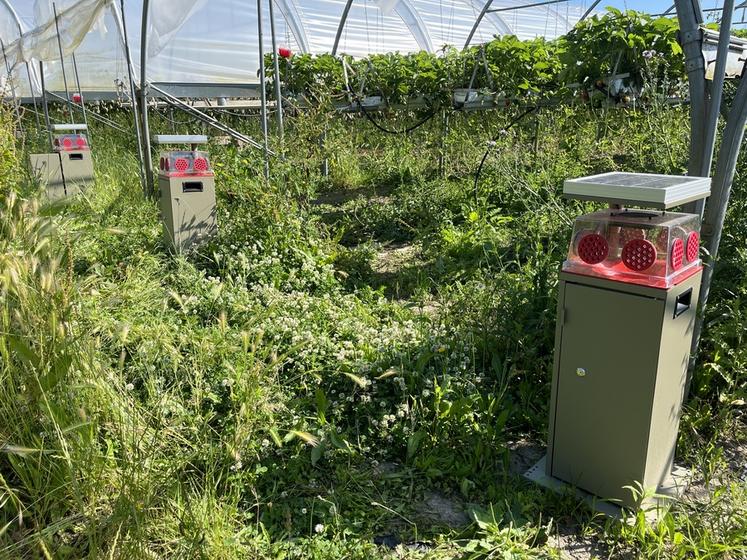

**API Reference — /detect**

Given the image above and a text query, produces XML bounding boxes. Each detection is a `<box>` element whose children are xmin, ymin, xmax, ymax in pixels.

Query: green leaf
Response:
<box><xmin>311</xmin><ymin>440</ymin><xmax>326</xmax><ymax>465</ymax></box>
<box><xmin>407</xmin><ymin>430</ymin><xmax>427</xmax><ymax>460</ymax></box>
<box><xmin>315</xmin><ymin>388</ymin><xmax>328</xmax><ymax>424</ymax></box>
<box><xmin>268</xmin><ymin>427</ymin><xmax>283</xmax><ymax>447</ymax></box>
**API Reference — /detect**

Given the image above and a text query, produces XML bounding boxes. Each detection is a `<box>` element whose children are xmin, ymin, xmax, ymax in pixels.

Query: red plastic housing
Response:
<box><xmin>158</xmin><ymin>151</ymin><xmax>213</xmax><ymax>177</ymax></box>
<box><xmin>563</xmin><ymin>209</ymin><xmax>701</xmax><ymax>289</ymax></box>
<box><xmin>53</xmin><ymin>134</ymin><xmax>89</xmax><ymax>152</ymax></box>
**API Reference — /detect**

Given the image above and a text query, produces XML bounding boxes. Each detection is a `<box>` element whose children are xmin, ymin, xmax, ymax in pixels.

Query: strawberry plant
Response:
<box><xmin>560</xmin><ymin>8</ymin><xmax>683</xmax><ymax>89</ymax></box>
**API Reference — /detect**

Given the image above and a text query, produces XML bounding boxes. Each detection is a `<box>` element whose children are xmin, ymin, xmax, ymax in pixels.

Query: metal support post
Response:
<box><xmin>52</xmin><ymin>3</ymin><xmax>74</xmax><ymax>119</ymax></box>
<box><xmin>325</xmin><ymin>0</ymin><xmax>356</xmax><ymax>178</ymax></box>
<box><xmin>70</xmin><ymin>53</ymin><xmax>90</xmax><ymax>141</ymax></box>
<box><xmin>675</xmin><ymin>0</ymin><xmax>706</xmax><ymax>185</ymax></box>
<box><xmin>118</xmin><ymin>0</ymin><xmax>146</xmax><ymax>196</ymax></box>
<box><xmin>464</xmin><ymin>0</ymin><xmax>496</xmax><ymax>49</ymax></box>
<box><xmin>579</xmin><ymin>0</ymin><xmax>603</xmax><ymax>21</ymax></box>
<box><xmin>25</xmin><ymin>63</ymin><xmax>41</xmax><ymax>130</ymax></box>
<box><xmin>39</xmin><ymin>61</ymin><xmax>53</xmax><ymax>150</ymax></box>
<box><xmin>140</xmin><ymin>0</ymin><xmax>154</xmax><ymax>197</ymax></box>
<box><xmin>687</xmin><ymin>56</ymin><xmax>747</xmax><ymax>391</ymax></box>
<box><xmin>332</xmin><ymin>0</ymin><xmax>355</xmax><ymax>56</ymax></box>
<box><xmin>268</xmin><ymin>0</ymin><xmax>284</xmax><ymax>149</ymax></box>
<box><xmin>439</xmin><ymin>108</ymin><xmax>449</xmax><ymax>178</ymax></box>
<box><xmin>700</xmin><ymin>0</ymin><xmax>734</xmax><ymax>187</ymax></box>
<box><xmin>257</xmin><ymin>0</ymin><xmax>270</xmax><ymax>181</ymax></box>
<box><xmin>674</xmin><ymin>0</ymin><xmax>747</xmax><ymax>391</ymax></box>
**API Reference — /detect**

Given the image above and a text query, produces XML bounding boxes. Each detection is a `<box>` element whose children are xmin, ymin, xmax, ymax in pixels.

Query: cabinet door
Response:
<box><xmin>551</xmin><ymin>282</ymin><xmax>664</xmax><ymax>506</ymax></box>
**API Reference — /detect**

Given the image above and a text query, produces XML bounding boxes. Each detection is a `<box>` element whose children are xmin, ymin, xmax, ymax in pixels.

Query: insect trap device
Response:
<box><xmin>155</xmin><ymin>135</ymin><xmax>217</xmax><ymax>253</ymax></box>
<box><xmin>525</xmin><ymin>172</ymin><xmax>711</xmax><ymax>515</ymax></box>
<box><xmin>30</xmin><ymin>124</ymin><xmax>93</xmax><ymax>200</ymax></box>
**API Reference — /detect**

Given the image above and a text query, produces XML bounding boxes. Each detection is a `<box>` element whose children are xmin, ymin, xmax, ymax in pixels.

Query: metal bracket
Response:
<box><xmin>153</xmin><ymin>134</ymin><xmax>208</xmax><ymax>145</ymax></box>
<box><xmin>679</xmin><ymin>28</ymin><xmax>703</xmax><ymax>45</ymax></box>
<box><xmin>686</xmin><ymin>57</ymin><xmax>706</xmax><ymax>72</ymax></box>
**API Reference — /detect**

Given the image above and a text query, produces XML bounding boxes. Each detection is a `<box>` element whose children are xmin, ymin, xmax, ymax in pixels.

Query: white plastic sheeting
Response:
<box><xmin>1</xmin><ymin>0</ymin><xmax>587</xmax><ymax>96</ymax></box>
<box><xmin>147</xmin><ymin>0</ymin><xmax>207</xmax><ymax>57</ymax></box>
<box><xmin>5</xmin><ymin>0</ymin><xmax>112</xmax><ymax>67</ymax></box>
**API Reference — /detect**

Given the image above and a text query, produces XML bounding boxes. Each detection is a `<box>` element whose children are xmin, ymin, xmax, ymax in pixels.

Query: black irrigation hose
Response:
<box><xmin>351</xmin><ymin>90</ymin><xmax>439</xmax><ymax>135</ymax></box>
<box><xmin>473</xmin><ymin>106</ymin><xmax>538</xmax><ymax>203</ymax></box>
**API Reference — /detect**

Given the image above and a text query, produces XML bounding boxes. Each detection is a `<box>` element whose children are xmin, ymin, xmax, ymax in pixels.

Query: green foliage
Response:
<box><xmin>0</xmin><ymin>107</ymin><xmax>20</xmax><ymax>194</ymax></box>
<box><xmin>267</xmin><ymin>10</ymin><xmax>684</xmax><ymax>107</ymax></box>
<box><xmin>2</xmin><ymin>72</ymin><xmax>747</xmax><ymax>559</ymax></box>
<box><xmin>475</xmin><ymin>36</ymin><xmax>564</xmax><ymax>96</ymax></box>
<box><xmin>560</xmin><ymin>8</ymin><xmax>684</xmax><ymax>88</ymax></box>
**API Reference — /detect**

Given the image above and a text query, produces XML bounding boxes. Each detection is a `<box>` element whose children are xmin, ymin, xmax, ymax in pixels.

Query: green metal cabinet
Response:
<box><xmin>30</xmin><ymin>151</ymin><xmax>94</xmax><ymax>200</ymax></box>
<box><xmin>59</xmin><ymin>150</ymin><xmax>94</xmax><ymax>196</ymax></box>
<box><xmin>30</xmin><ymin>153</ymin><xmax>65</xmax><ymax>200</ymax></box>
<box><xmin>158</xmin><ymin>174</ymin><xmax>217</xmax><ymax>253</ymax></box>
<box><xmin>546</xmin><ymin>270</ymin><xmax>701</xmax><ymax>509</ymax></box>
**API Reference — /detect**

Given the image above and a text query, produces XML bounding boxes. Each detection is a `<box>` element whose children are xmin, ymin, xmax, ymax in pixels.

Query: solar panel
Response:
<box><xmin>563</xmin><ymin>172</ymin><xmax>711</xmax><ymax>209</ymax></box>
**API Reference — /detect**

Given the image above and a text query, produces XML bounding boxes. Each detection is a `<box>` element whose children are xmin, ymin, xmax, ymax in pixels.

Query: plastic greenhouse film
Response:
<box><xmin>373</xmin><ymin>0</ymin><xmax>400</xmax><ymax>16</ymax></box>
<box><xmin>3</xmin><ymin>0</ymin><xmax>111</xmax><ymax>70</ymax></box>
<box><xmin>35</xmin><ymin>0</ymin><xmax>108</xmax><ymax>35</ymax></box>
<box><xmin>147</xmin><ymin>0</ymin><xmax>208</xmax><ymax>58</ymax></box>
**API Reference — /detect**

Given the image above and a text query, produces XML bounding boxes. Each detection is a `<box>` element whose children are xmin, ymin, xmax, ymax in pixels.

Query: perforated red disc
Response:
<box><xmin>193</xmin><ymin>157</ymin><xmax>208</xmax><ymax>172</ymax></box>
<box><xmin>670</xmin><ymin>238</ymin><xmax>684</xmax><ymax>270</ymax></box>
<box><xmin>577</xmin><ymin>233</ymin><xmax>609</xmax><ymax>264</ymax></box>
<box><xmin>619</xmin><ymin>227</ymin><xmax>645</xmax><ymax>245</ymax></box>
<box><xmin>174</xmin><ymin>158</ymin><xmax>189</xmax><ymax>172</ymax></box>
<box><xmin>76</xmin><ymin>136</ymin><xmax>87</xmax><ymax>149</ymax></box>
<box><xmin>686</xmin><ymin>231</ymin><xmax>700</xmax><ymax>262</ymax></box>
<box><xmin>63</xmin><ymin>137</ymin><xmax>73</xmax><ymax>149</ymax></box>
<box><xmin>622</xmin><ymin>239</ymin><xmax>657</xmax><ymax>271</ymax></box>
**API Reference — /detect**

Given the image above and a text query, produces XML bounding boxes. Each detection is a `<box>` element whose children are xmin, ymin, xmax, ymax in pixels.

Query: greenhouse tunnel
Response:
<box><xmin>0</xmin><ymin>0</ymin><xmax>588</xmax><ymax>99</ymax></box>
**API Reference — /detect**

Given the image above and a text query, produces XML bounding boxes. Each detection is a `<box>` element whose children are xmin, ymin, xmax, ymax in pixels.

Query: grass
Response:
<box><xmin>0</xmin><ymin>97</ymin><xmax>745</xmax><ymax>559</ymax></box>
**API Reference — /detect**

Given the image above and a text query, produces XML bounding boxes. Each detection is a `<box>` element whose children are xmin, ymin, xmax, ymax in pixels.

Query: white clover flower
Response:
<box><xmin>261</xmin><ymin>439</ymin><xmax>270</xmax><ymax>448</ymax></box>
<box><xmin>125</xmin><ymin>383</ymin><xmax>134</xmax><ymax>391</ymax></box>
<box><xmin>301</xmin><ymin>507</ymin><xmax>307</xmax><ymax>514</ymax></box>
<box><xmin>314</xmin><ymin>523</ymin><xmax>324</xmax><ymax>533</ymax></box>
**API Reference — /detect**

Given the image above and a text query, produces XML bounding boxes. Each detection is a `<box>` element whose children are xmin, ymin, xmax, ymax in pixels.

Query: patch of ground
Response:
<box><xmin>507</xmin><ymin>438</ymin><xmax>545</xmax><ymax>475</ymax></box>
<box><xmin>311</xmin><ymin>184</ymin><xmax>396</xmax><ymax>207</ymax></box>
<box><xmin>414</xmin><ymin>491</ymin><xmax>471</xmax><ymax>528</ymax></box>
<box><xmin>372</xmin><ymin>242</ymin><xmax>422</xmax><ymax>276</ymax></box>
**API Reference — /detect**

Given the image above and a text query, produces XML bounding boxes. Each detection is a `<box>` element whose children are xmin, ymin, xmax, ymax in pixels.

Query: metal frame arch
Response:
<box><xmin>462</xmin><ymin>0</ymin><xmax>513</xmax><ymax>49</ymax></box>
<box><xmin>333</xmin><ymin>0</ymin><xmax>437</xmax><ymax>56</ymax></box>
<box><xmin>541</xmin><ymin>4</ymin><xmax>574</xmax><ymax>33</ymax></box>
<box><xmin>273</xmin><ymin>0</ymin><xmax>310</xmax><ymax>53</ymax></box>
<box><xmin>0</xmin><ymin>0</ymin><xmax>24</xmax><ymax>37</ymax></box>
<box><xmin>394</xmin><ymin>0</ymin><xmax>434</xmax><ymax>53</ymax></box>
<box><xmin>0</xmin><ymin>0</ymin><xmax>42</xmax><ymax>102</ymax></box>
